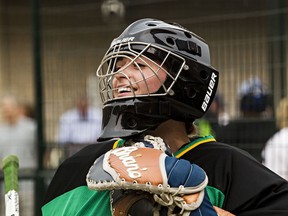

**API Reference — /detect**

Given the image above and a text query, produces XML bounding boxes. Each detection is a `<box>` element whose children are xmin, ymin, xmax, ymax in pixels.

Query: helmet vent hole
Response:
<box><xmin>126</xmin><ymin>118</ymin><xmax>138</xmax><ymax>129</ymax></box>
<box><xmin>200</xmin><ymin>70</ymin><xmax>209</xmax><ymax>80</ymax></box>
<box><xmin>184</xmin><ymin>32</ymin><xmax>192</xmax><ymax>38</ymax></box>
<box><xmin>185</xmin><ymin>87</ymin><xmax>197</xmax><ymax>98</ymax></box>
<box><xmin>166</xmin><ymin>37</ymin><xmax>175</xmax><ymax>45</ymax></box>
<box><xmin>147</xmin><ymin>23</ymin><xmax>157</xmax><ymax>27</ymax></box>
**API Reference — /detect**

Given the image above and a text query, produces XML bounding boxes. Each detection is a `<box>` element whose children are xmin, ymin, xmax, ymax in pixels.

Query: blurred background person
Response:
<box><xmin>57</xmin><ymin>95</ymin><xmax>102</xmax><ymax>158</ymax></box>
<box><xmin>262</xmin><ymin>97</ymin><xmax>288</xmax><ymax>180</ymax></box>
<box><xmin>0</xmin><ymin>95</ymin><xmax>37</xmax><ymax>169</ymax></box>
<box><xmin>238</xmin><ymin>76</ymin><xmax>273</xmax><ymax>118</ymax></box>
<box><xmin>0</xmin><ymin>95</ymin><xmax>37</xmax><ymax>216</ymax></box>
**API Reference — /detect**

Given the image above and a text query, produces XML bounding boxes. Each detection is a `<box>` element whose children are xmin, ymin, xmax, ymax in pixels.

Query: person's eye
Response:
<box><xmin>114</xmin><ymin>58</ymin><xmax>125</xmax><ymax>71</ymax></box>
<box><xmin>135</xmin><ymin>63</ymin><xmax>146</xmax><ymax>68</ymax></box>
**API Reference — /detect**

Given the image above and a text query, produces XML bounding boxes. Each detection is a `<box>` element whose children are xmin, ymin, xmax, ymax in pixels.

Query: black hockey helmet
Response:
<box><xmin>96</xmin><ymin>18</ymin><xmax>219</xmax><ymax>140</ymax></box>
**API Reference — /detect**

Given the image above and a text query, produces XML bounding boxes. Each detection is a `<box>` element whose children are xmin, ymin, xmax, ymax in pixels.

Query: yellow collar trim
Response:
<box><xmin>174</xmin><ymin>135</ymin><xmax>216</xmax><ymax>158</ymax></box>
<box><xmin>112</xmin><ymin>139</ymin><xmax>125</xmax><ymax>149</ymax></box>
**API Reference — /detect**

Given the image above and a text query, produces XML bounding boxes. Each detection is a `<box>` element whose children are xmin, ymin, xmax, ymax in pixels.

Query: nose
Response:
<box><xmin>112</xmin><ymin>59</ymin><xmax>137</xmax><ymax>96</ymax></box>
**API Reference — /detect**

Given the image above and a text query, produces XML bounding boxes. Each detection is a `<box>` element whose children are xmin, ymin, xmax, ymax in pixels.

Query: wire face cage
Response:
<box><xmin>96</xmin><ymin>42</ymin><xmax>186</xmax><ymax>104</ymax></box>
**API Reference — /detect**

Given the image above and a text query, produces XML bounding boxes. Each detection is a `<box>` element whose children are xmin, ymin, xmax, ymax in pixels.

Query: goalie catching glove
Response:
<box><xmin>86</xmin><ymin>140</ymin><xmax>217</xmax><ymax>215</ymax></box>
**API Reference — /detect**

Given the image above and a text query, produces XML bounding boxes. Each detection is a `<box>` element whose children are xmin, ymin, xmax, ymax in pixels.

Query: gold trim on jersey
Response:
<box><xmin>174</xmin><ymin>135</ymin><xmax>216</xmax><ymax>158</ymax></box>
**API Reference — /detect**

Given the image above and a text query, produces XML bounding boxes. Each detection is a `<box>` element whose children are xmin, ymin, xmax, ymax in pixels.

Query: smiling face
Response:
<box><xmin>96</xmin><ymin>42</ymin><xmax>185</xmax><ymax>104</ymax></box>
<box><xmin>111</xmin><ymin>55</ymin><xmax>168</xmax><ymax>99</ymax></box>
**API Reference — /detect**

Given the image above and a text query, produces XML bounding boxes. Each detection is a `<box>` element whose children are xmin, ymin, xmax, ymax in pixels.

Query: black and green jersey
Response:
<box><xmin>42</xmin><ymin>136</ymin><xmax>288</xmax><ymax>215</ymax></box>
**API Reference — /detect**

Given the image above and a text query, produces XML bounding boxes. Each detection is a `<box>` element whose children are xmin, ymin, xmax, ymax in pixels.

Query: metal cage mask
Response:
<box><xmin>96</xmin><ymin>41</ymin><xmax>186</xmax><ymax>104</ymax></box>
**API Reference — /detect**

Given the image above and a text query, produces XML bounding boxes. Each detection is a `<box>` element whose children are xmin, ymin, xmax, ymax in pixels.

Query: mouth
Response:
<box><xmin>118</xmin><ymin>86</ymin><xmax>132</xmax><ymax>93</ymax></box>
<box><xmin>116</xmin><ymin>86</ymin><xmax>137</xmax><ymax>97</ymax></box>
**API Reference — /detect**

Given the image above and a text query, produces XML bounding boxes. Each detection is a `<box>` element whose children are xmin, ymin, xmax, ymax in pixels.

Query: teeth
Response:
<box><xmin>118</xmin><ymin>87</ymin><xmax>132</xmax><ymax>93</ymax></box>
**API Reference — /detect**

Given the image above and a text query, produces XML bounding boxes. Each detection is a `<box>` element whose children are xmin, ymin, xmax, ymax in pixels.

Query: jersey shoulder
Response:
<box><xmin>43</xmin><ymin>139</ymin><xmax>117</xmax><ymax>205</ymax></box>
